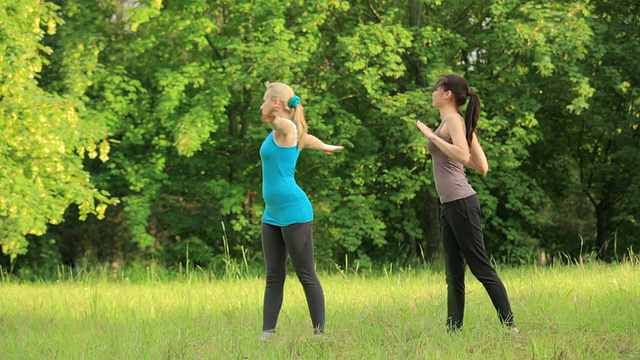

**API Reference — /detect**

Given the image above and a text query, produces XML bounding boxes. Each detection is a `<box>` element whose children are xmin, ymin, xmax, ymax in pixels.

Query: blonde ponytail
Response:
<box><xmin>291</xmin><ymin>104</ymin><xmax>307</xmax><ymax>149</ymax></box>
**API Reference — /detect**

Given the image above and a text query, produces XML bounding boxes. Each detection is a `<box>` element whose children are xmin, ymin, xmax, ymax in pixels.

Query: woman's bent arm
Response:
<box><xmin>466</xmin><ymin>133</ymin><xmax>489</xmax><ymax>174</ymax></box>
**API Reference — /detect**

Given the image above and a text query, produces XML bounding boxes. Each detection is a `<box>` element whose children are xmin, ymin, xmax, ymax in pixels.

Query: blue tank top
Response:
<box><xmin>260</xmin><ymin>128</ymin><xmax>313</xmax><ymax>226</ymax></box>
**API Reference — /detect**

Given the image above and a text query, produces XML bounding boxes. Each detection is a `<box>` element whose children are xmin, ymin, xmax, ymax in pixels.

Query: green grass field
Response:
<box><xmin>1</xmin><ymin>262</ymin><xmax>638</xmax><ymax>359</ymax></box>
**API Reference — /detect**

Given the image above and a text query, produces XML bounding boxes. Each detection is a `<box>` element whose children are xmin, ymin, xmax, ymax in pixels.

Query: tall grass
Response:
<box><xmin>0</xmin><ymin>261</ymin><xmax>638</xmax><ymax>359</ymax></box>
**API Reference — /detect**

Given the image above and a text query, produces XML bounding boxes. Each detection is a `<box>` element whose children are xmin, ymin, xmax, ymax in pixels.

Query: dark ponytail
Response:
<box><xmin>464</xmin><ymin>91</ymin><xmax>480</xmax><ymax>146</ymax></box>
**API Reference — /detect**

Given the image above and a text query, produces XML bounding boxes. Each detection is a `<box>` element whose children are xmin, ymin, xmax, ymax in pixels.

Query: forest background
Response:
<box><xmin>1</xmin><ymin>0</ymin><xmax>639</xmax><ymax>280</ymax></box>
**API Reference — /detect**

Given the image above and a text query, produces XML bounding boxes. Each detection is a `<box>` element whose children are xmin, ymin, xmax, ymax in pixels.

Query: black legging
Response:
<box><xmin>441</xmin><ymin>194</ymin><xmax>515</xmax><ymax>330</ymax></box>
<box><xmin>261</xmin><ymin>221</ymin><xmax>325</xmax><ymax>333</ymax></box>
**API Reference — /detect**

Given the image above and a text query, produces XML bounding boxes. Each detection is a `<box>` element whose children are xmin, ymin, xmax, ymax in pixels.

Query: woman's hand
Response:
<box><xmin>322</xmin><ymin>144</ymin><xmax>344</xmax><ymax>155</ymax></box>
<box><xmin>416</xmin><ymin>120</ymin><xmax>435</xmax><ymax>139</ymax></box>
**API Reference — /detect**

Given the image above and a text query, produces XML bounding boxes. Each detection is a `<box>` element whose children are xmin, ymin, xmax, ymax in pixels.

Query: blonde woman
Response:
<box><xmin>258</xmin><ymin>82</ymin><xmax>343</xmax><ymax>339</ymax></box>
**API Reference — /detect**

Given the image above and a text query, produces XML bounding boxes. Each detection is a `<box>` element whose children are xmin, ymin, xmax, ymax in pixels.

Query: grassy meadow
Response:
<box><xmin>0</xmin><ymin>262</ymin><xmax>638</xmax><ymax>359</ymax></box>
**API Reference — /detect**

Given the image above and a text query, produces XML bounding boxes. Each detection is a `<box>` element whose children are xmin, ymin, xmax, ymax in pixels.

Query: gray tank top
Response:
<box><xmin>426</xmin><ymin>122</ymin><xmax>476</xmax><ymax>203</ymax></box>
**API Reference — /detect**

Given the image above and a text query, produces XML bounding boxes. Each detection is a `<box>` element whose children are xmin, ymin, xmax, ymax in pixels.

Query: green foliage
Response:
<box><xmin>2</xmin><ymin>0</ymin><xmax>638</xmax><ymax>271</ymax></box>
<box><xmin>0</xmin><ymin>0</ymin><xmax>116</xmax><ymax>258</ymax></box>
<box><xmin>526</xmin><ymin>0</ymin><xmax>640</xmax><ymax>260</ymax></box>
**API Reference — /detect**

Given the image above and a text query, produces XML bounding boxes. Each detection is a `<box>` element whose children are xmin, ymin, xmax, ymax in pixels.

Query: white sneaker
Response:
<box><xmin>259</xmin><ymin>330</ymin><xmax>275</xmax><ymax>341</ymax></box>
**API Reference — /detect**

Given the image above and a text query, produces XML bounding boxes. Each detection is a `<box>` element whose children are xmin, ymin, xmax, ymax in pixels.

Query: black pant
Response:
<box><xmin>441</xmin><ymin>194</ymin><xmax>515</xmax><ymax>330</ymax></box>
<box><xmin>261</xmin><ymin>221</ymin><xmax>325</xmax><ymax>333</ymax></box>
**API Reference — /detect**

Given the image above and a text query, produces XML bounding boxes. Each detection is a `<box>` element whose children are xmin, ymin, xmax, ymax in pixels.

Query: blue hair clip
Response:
<box><xmin>288</xmin><ymin>95</ymin><xmax>301</xmax><ymax>108</ymax></box>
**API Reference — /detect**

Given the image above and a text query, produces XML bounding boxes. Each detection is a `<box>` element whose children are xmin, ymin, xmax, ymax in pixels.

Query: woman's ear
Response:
<box><xmin>272</xmin><ymin>98</ymin><xmax>281</xmax><ymax>110</ymax></box>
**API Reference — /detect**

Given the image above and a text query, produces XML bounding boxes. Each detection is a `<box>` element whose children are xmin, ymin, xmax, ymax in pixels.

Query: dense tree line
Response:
<box><xmin>1</xmin><ymin>0</ymin><xmax>638</xmax><ymax>277</ymax></box>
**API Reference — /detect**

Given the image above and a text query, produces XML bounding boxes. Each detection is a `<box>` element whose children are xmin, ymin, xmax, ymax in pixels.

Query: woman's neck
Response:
<box><xmin>268</xmin><ymin>115</ymin><xmax>293</xmax><ymax>130</ymax></box>
<box><xmin>438</xmin><ymin>106</ymin><xmax>458</xmax><ymax>122</ymax></box>
<box><xmin>276</xmin><ymin>108</ymin><xmax>290</xmax><ymax>117</ymax></box>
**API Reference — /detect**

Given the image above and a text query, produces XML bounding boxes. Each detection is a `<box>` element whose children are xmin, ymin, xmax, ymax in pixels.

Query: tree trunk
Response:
<box><xmin>594</xmin><ymin>194</ymin><xmax>612</xmax><ymax>260</ymax></box>
<box><xmin>407</xmin><ymin>0</ymin><xmax>440</xmax><ymax>259</ymax></box>
<box><xmin>408</xmin><ymin>0</ymin><xmax>423</xmax><ymax>29</ymax></box>
<box><xmin>403</xmin><ymin>201</ymin><xmax>417</xmax><ymax>258</ymax></box>
<box><xmin>423</xmin><ymin>192</ymin><xmax>442</xmax><ymax>260</ymax></box>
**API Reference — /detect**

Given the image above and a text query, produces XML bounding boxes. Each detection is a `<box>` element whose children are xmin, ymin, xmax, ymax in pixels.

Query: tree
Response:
<box><xmin>8</xmin><ymin>0</ymin><xmax>633</xmax><ymax>273</ymax></box>
<box><xmin>529</xmin><ymin>0</ymin><xmax>640</xmax><ymax>260</ymax></box>
<box><xmin>0</xmin><ymin>0</ymin><xmax>114</xmax><ymax>261</ymax></box>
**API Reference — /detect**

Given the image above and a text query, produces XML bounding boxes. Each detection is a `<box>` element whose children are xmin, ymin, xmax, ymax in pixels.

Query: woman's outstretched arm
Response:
<box><xmin>302</xmin><ymin>134</ymin><xmax>344</xmax><ymax>154</ymax></box>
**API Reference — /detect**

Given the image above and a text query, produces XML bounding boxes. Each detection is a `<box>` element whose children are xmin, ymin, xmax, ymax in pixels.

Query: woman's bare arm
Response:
<box><xmin>417</xmin><ymin>117</ymin><xmax>471</xmax><ymax>164</ymax></box>
<box><xmin>466</xmin><ymin>132</ymin><xmax>489</xmax><ymax>174</ymax></box>
<box><xmin>302</xmin><ymin>134</ymin><xmax>344</xmax><ymax>154</ymax></box>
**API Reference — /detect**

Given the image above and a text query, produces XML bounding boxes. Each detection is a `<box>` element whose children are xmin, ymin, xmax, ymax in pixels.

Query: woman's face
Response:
<box><xmin>431</xmin><ymin>86</ymin><xmax>449</xmax><ymax>109</ymax></box>
<box><xmin>260</xmin><ymin>92</ymin><xmax>278</xmax><ymax>122</ymax></box>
